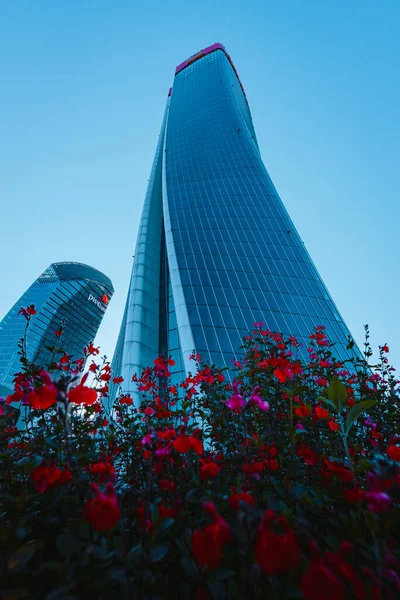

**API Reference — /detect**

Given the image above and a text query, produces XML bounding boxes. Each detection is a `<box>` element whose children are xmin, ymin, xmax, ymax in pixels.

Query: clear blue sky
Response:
<box><xmin>0</xmin><ymin>0</ymin><xmax>399</xmax><ymax>372</ymax></box>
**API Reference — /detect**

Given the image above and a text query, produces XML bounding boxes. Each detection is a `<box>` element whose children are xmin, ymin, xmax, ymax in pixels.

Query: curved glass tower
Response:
<box><xmin>110</xmin><ymin>43</ymin><xmax>356</xmax><ymax>405</ymax></box>
<box><xmin>0</xmin><ymin>261</ymin><xmax>114</xmax><ymax>397</ymax></box>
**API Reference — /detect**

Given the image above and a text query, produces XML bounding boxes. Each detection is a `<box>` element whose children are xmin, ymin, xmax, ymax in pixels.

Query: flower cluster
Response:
<box><xmin>1</xmin><ymin>313</ymin><xmax>399</xmax><ymax>599</ymax></box>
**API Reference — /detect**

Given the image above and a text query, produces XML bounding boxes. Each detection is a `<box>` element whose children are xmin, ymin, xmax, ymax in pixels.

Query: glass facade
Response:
<box><xmin>110</xmin><ymin>43</ymin><xmax>358</xmax><ymax>407</ymax></box>
<box><xmin>0</xmin><ymin>262</ymin><xmax>114</xmax><ymax>398</ymax></box>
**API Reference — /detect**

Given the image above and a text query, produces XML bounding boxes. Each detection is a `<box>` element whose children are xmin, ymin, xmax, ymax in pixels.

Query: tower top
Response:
<box><xmin>174</xmin><ymin>43</ymin><xmax>247</xmax><ymax>102</ymax></box>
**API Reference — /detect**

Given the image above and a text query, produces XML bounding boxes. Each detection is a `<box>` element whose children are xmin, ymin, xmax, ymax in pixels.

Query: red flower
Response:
<box><xmin>86</xmin><ymin>343</ymin><xmax>100</xmax><ymax>356</ymax></box>
<box><xmin>31</xmin><ymin>463</ymin><xmax>62</xmax><ymax>493</ymax></box>
<box><xmin>158</xmin><ymin>502</ymin><xmax>179</xmax><ymax>519</ymax></box>
<box><xmin>54</xmin><ymin>328</ymin><xmax>63</xmax><ymax>338</ymax></box>
<box><xmin>343</xmin><ymin>487</ymin><xmax>365</xmax><ymax>504</ymax></box>
<box><xmin>174</xmin><ymin>434</ymin><xmax>203</xmax><ymax>455</ymax></box>
<box><xmin>192</xmin><ymin>525</ymin><xmax>223</xmax><ymax>570</ymax></box>
<box><xmin>295</xmin><ymin>405</ymin><xmax>310</xmax><ymax>418</ymax></box>
<box><xmin>268</xmin><ymin>459</ymin><xmax>279</xmax><ymax>471</ymax></box>
<box><xmin>192</xmin><ymin>503</ymin><xmax>231</xmax><ymax>571</ymax></box>
<box><xmin>113</xmin><ymin>376</ymin><xmax>124</xmax><ymax>384</ymax></box>
<box><xmin>74</xmin><ymin>358</ymin><xmax>85</xmax><ymax>369</ymax></box>
<box><xmin>173</xmin><ymin>435</ymin><xmax>191</xmax><ymax>453</ymax></box>
<box><xmin>144</xmin><ymin>406</ymin><xmax>155</xmax><ymax>416</ymax></box>
<box><xmin>83</xmin><ymin>483</ymin><xmax>120</xmax><ymax>531</ymax></box>
<box><xmin>328</xmin><ymin>420</ymin><xmax>340</xmax><ymax>431</ymax></box>
<box><xmin>382</xmin><ymin>344</ymin><xmax>389</xmax><ymax>353</ymax></box>
<box><xmin>190</xmin><ymin>436</ymin><xmax>204</xmax><ymax>455</ymax></box>
<box><xmin>273</xmin><ymin>367</ymin><xmax>290</xmax><ymax>383</ymax></box>
<box><xmin>119</xmin><ymin>395</ymin><xmax>133</xmax><ymax>405</ymax></box>
<box><xmin>324</xmin><ymin>460</ymin><xmax>353</xmax><ymax>482</ymax></box>
<box><xmin>19</xmin><ymin>305</ymin><xmax>37</xmax><ymax>319</ymax></box>
<box><xmin>297</xmin><ymin>444</ymin><xmax>318</xmax><ymax>466</ymax></box>
<box><xmin>315</xmin><ymin>406</ymin><xmax>329</xmax><ymax>420</ymax></box>
<box><xmin>199</xmin><ymin>458</ymin><xmax>220</xmax><ymax>480</ymax></box>
<box><xmin>387</xmin><ymin>445</ymin><xmax>400</xmax><ymax>461</ymax></box>
<box><xmin>255</xmin><ymin>510</ymin><xmax>300</xmax><ymax>576</ymax></box>
<box><xmin>58</xmin><ymin>465</ymin><xmax>73</xmax><ymax>485</ymax></box>
<box><xmin>228</xmin><ymin>489</ymin><xmax>254</xmax><ymax>511</ymax></box>
<box><xmin>302</xmin><ymin>558</ymin><xmax>346</xmax><ymax>600</ymax></box>
<box><xmin>28</xmin><ymin>383</ymin><xmax>57</xmax><ymax>410</ymax></box>
<box><xmin>31</xmin><ymin>461</ymin><xmax>71</xmax><ymax>493</ymax></box>
<box><xmin>59</xmin><ymin>352</ymin><xmax>70</xmax><ymax>365</ymax></box>
<box><xmin>302</xmin><ymin>543</ymin><xmax>366</xmax><ymax>600</ymax></box>
<box><xmin>89</xmin><ymin>461</ymin><xmax>115</xmax><ymax>482</ymax></box>
<box><xmin>158</xmin><ymin>478</ymin><xmax>170</xmax><ymax>491</ymax></box>
<box><xmin>68</xmin><ymin>384</ymin><xmax>97</xmax><ymax>406</ymax></box>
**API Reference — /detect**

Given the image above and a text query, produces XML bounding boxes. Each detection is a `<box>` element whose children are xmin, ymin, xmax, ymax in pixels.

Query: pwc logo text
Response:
<box><xmin>87</xmin><ymin>294</ymin><xmax>107</xmax><ymax>309</ymax></box>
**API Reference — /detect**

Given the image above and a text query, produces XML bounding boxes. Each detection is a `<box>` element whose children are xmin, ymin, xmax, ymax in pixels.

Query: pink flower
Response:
<box><xmin>226</xmin><ymin>382</ymin><xmax>245</xmax><ymax>411</ymax></box>
<box><xmin>366</xmin><ymin>473</ymin><xmax>392</xmax><ymax>513</ymax></box>
<box><xmin>366</xmin><ymin>491</ymin><xmax>391</xmax><ymax>513</ymax></box>
<box><xmin>249</xmin><ymin>386</ymin><xmax>269</xmax><ymax>412</ymax></box>
<box><xmin>141</xmin><ymin>432</ymin><xmax>153</xmax><ymax>446</ymax></box>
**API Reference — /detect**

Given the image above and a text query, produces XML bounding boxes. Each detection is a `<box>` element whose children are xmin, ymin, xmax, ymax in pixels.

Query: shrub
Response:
<box><xmin>0</xmin><ymin>312</ymin><xmax>399</xmax><ymax>599</ymax></box>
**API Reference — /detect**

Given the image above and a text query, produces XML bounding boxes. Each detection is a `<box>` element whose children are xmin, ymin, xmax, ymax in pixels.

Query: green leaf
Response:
<box><xmin>355</xmin><ymin>459</ymin><xmax>375</xmax><ymax>475</ymax></box>
<box><xmin>291</xmin><ymin>484</ymin><xmax>308</xmax><ymax>500</ymax></box>
<box><xmin>16</xmin><ymin>526</ymin><xmax>31</xmax><ymax>540</ymax></box>
<box><xmin>284</xmin><ymin>384</ymin><xmax>307</xmax><ymax>398</ymax></box>
<box><xmin>45</xmin><ymin>582</ymin><xmax>76</xmax><ymax>600</ymax></box>
<box><xmin>149</xmin><ymin>544</ymin><xmax>168</xmax><ymax>563</ymax></box>
<box><xmin>8</xmin><ymin>542</ymin><xmax>35</xmax><ymax>572</ymax></box>
<box><xmin>180</xmin><ymin>556</ymin><xmax>199</xmax><ymax>579</ymax></box>
<box><xmin>209</xmin><ymin>581</ymin><xmax>226</xmax><ymax>600</ymax></box>
<box><xmin>159</xmin><ymin>517</ymin><xmax>175</xmax><ymax>531</ymax></box>
<box><xmin>127</xmin><ymin>543</ymin><xmax>143</xmax><ymax>566</ymax></box>
<box><xmin>328</xmin><ymin>376</ymin><xmax>348</xmax><ymax>412</ymax></box>
<box><xmin>44</xmin><ymin>435</ymin><xmax>60</xmax><ymax>449</ymax></box>
<box><xmin>345</xmin><ymin>400</ymin><xmax>377</xmax><ymax>434</ymax></box>
<box><xmin>210</xmin><ymin>569</ymin><xmax>236</xmax><ymax>581</ymax></box>
<box><xmin>318</xmin><ymin>395</ymin><xmax>337</xmax><ymax>412</ymax></box>
<box><xmin>56</xmin><ymin>533</ymin><xmax>81</xmax><ymax>558</ymax></box>
<box><xmin>269</xmin><ymin>476</ymin><xmax>285</xmax><ymax>499</ymax></box>
<box><xmin>15</xmin><ymin>456</ymin><xmax>30</xmax><ymax>467</ymax></box>
<box><xmin>185</xmin><ymin>488</ymin><xmax>206</xmax><ymax>503</ymax></box>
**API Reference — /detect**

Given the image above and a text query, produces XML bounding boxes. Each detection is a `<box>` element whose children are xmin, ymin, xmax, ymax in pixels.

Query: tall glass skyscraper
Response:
<box><xmin>110</xmin><ymin>43</ymin><xmax>356</xmax><ymax>405</ymax></box>
<box><xmin>0</xmin><ymin>262</ymin><xmax>113</xmax><ymax>398</ymax></box>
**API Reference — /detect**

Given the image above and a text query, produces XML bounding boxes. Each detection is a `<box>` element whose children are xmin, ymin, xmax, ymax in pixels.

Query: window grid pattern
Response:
<box><xmin>165</xmin><ymin>49</ymin><xmax>355</xmax><ymax>367</ymax></box>
<box><xmin>0</xmin><ymin>263</ymin><xmax>113</xmax><ymax>395</ymax></box>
